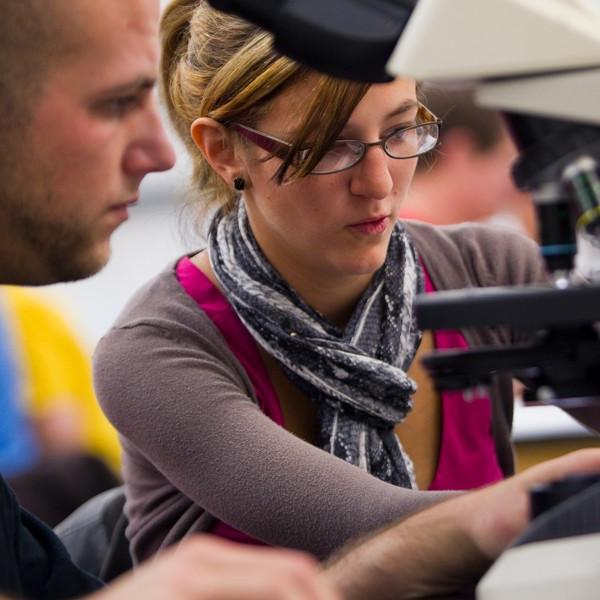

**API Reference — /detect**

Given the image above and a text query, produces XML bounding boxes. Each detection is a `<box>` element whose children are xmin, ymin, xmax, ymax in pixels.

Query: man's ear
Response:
<box><xmin>190</xmin><ymin>117</ymin><xmax>243</xmax><ymax>184</ymax></box>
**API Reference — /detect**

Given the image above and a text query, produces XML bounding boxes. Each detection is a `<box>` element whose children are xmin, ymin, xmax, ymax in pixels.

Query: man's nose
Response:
<box><xmin>124</xmin><ymin>104</ymin><xmax>176</xmax><ymax>177</ymax></box>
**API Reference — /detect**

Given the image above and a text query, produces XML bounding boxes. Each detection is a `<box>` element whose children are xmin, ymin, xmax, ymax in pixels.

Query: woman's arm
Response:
<box><xmin>94</xmin><ymin>317</ymin><xmax>450</xmax><ymax>559</ymax></box>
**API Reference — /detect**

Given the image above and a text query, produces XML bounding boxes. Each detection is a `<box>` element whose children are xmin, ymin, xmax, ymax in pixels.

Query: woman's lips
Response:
<box><xmin>347</xmin><ymin>216</ymin><xmax>389</xmax><ymax>235</ymax></box>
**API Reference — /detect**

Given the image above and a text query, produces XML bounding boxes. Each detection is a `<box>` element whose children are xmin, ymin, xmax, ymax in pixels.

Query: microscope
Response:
<box><xmin>209</xmin><ymin>1</ymin><xmax>600</xmax><ymax>597</ymax></box>
<box><xmin>392</xmin><ymin>0</ymin><xmax>600</xmax><ymax>433</ymax></box>
<box><xmin>394</xmin><ymin>6</ymin><xmax>600</xmax><ymax>597</ymax></box>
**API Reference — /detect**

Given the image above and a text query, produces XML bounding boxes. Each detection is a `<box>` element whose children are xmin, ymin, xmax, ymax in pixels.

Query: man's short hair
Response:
<box><xmin>0</xmin><ymin>1</ymin><xmax>76</xmax><ymax>129</ymax></box>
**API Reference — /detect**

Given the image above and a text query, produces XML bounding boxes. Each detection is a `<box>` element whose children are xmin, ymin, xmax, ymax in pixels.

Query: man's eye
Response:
<box><xmin>102</xmin><ymin>95</ymin><xmax>141</xmax><ymax>116</ymax></box>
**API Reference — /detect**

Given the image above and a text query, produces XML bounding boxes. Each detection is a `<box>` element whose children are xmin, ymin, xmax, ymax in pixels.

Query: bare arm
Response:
<box><xmin>324</xmin><ymin>449</ymin><xmax>600</xmax><ymax>599</ymax></box>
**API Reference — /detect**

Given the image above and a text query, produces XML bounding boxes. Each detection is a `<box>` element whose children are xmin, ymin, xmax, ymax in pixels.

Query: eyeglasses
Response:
<box><xmin>229</xmin><ymin>105</ymin><xmax>441</xmax><ymax>175</ymax></box>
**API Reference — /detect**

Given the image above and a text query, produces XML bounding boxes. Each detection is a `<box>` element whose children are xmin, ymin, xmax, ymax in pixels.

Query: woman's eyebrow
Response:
<box><xmin>342</xmin><ymin>99</ymin><xmax>420</xmax><ymax>135</ymax></box>
<box><xmin>385</xmin><ymin>99</ymin><xmax>419</xmax><ymax>119</ymax></box>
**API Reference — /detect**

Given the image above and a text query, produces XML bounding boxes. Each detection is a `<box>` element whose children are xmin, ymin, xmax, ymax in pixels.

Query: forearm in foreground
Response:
<box><xmin>324</xmin><ymin>449</ymin><xmax>600</xmax><ymax>599</ymax></box>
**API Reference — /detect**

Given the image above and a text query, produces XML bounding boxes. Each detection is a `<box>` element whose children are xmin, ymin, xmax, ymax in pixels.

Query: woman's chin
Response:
<box><xmin>334</xmin><ymin>251</ymin><xmax>388</xmax><ymax>278</ymax></box>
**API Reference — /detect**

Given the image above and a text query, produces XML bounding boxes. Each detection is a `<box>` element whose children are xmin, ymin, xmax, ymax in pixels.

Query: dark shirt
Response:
<box><xmin>0</xmin><ymin>475</ymin><xmax>102</xmax><ymax>599</ymax></box>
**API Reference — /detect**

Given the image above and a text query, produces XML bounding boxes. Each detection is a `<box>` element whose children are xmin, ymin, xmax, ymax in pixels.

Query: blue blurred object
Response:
<box><xmin>0</xmin><ymin>310</ymin><xmax>39</xmax><ymax>477</ymax></box>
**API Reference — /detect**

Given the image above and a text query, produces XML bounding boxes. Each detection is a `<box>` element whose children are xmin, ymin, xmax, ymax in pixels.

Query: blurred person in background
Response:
<box><xmin>400</xmin><ymin>85</ymin><xmax>538</xmax><ymax>239</ymax></box>
<box><xmin>400</xmin><ymin>86</ymin><xmax>541</xmax><ymax>426</ymax></box>
<box><xmin>0</xmin><ymin>286</ymin><xmax>120</xmax><ymax>526</ymax></box>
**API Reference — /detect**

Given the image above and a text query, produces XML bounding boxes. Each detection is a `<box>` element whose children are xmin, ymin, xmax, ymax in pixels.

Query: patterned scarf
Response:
<box><xmin>208</xmin><ymin>202</ymin><xmax>423</xmax><ymax>488</ymax></box>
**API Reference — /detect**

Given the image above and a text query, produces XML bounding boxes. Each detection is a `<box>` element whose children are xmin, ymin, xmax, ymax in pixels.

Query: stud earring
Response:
<box><xmin>233</xmin><ymin>177</ymin><xmax>246</xmax><ymax>191</ymax></box>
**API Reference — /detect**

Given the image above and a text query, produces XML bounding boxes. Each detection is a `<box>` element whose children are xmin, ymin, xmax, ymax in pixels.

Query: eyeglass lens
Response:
<box><xmin>311</xmin><ymin>122</ymin><xmax>440</xmax><ymax>174</ymax></box>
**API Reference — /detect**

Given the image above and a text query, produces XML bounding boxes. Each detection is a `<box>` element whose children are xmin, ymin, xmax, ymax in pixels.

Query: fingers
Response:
<box><xmin>172</xmin><ymin>536</ymin><xmax>339</xmax><ymax>600</ymax></box>
<box><xmin>463</xmin><ymin>448</ymin><xmax>600</xmax><ymax>560</ymax></box>
<box><xmin>183</xmin><ymin>562</ymin><xmax>335</xmax><ymax>600</ymax></box>
<box><xmin>516</xmin><ymin>448</ymin><xmax>600</xmax><ymax>488</ymax></box>
<box><xmin>95</xmin><ymin>535</ymin><xmax>339</xmax><ymax>600</ymax></box>
<box><xmin>174</xmin><ymin>535</ymin><xmax>316</xmax><ymax>569</ymax></box>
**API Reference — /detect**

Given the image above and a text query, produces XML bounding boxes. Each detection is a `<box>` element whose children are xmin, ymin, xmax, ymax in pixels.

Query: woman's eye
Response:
<box><xmin>292</xmin><ymin>148</ymin><xmax>311</xmax><ymax>165</ymax></box>
<box><xmin>341</xmin><ymin>141</ymin><xmax>363</xmax><ymax>156</ymax></box>
<box><xmin>389</xmin><ymin>124</ymin><xmax>415</xmax><ymax>138</ymax></box>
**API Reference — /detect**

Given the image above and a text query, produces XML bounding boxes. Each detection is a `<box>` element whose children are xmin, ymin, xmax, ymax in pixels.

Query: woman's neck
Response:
<box><xmin>270</xmin><ymin>257</ymin><xmax>373</xmax><ymax>328</ymax></box>
<box><xmin>193</xmin><ymin>250</ymin><xmax>371</xmax><ymax>329</ymax></box>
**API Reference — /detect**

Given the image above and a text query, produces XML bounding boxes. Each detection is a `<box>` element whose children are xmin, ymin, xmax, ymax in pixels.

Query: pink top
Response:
<box><xmin>422</xmin><ymin>268</ymin><xmax>503</xmax><ymax>491</ymax></box>
<box><xmin>176</xmin><ymin>257</ymin><xmax>502</xmax><ymax>545</ymax></box>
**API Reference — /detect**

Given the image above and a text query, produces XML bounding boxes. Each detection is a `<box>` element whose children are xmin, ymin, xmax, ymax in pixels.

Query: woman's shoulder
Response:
<box><xmin>94</xmin><ymin>257</ymin><xmax>235</xmax><ymax>369</ymax></box>
<box><xmin>403</xmin><ymin>219</ymin><xmax>546</xmax><ymax>290</ymax></box>
<box><xmin>110</xmin><ymin>258</ymin><xmax>200</xmax><ymax>327</ymax></box>
<box><xmin>93</xmin><ymin>258</ymin><xmax>256</xmax><ymax>423</ymax></box>
<box><xmin>106</xmin><ymin>257</ymin><xmax>224</xmax><ymax>337</ymax></box>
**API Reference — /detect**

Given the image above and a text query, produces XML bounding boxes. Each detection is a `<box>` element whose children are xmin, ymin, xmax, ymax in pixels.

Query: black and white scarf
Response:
<box><xmin>208</xmin><ymin>202</ymin><xmax>424</xmax><ymax>488</ymax></box>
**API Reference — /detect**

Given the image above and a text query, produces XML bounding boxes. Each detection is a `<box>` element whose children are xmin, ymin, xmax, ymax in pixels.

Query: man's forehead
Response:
<box><xmin>46</xmin><ymin>0</ymin><xmax>161</xmax><ymax>85</ymax></box>
<box><xmin>56</xmin><ymin>0</ymin><xmax>160</xmax><ymax>48</ymax></box>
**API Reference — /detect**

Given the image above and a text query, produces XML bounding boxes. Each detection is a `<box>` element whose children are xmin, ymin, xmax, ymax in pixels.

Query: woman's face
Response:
<box><xmin>240</xmin><ymin>77</ymin><xmax>420</xmax><ymax>292</ymax></box>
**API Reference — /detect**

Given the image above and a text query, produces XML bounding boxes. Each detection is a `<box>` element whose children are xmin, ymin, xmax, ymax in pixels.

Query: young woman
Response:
<box><xmin>94</xmin><ymin>0</ymin><xmax>546</xmax><ymax>563</ymax></box>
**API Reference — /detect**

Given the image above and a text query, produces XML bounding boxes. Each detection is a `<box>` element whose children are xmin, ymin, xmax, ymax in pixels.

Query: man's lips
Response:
<box><xmin>109</xmin><ymin>196</ymin><xmax>138</xmax><ymax>211</ymax></box>
<box><xmin>106</xmin><ymin>197</ymin><xmax>138</xmax><ymax>226</ymax></box>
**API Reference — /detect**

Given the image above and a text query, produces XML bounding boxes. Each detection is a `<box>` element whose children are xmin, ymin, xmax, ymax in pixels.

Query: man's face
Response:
<box><xmin>0</xmin><ymin>0</ymin><xmax>175</xmax><ymax>284</ymax></box>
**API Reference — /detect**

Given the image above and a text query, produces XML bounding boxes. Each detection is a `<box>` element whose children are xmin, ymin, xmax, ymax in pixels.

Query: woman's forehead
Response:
<box><xmin>350</xmin><ymin>79</ymin><xmax>418</xmax><ymax>119</ymax></box>
<box><xmin>259</xmin><ymin>76</ymin><xmax>417</xmax><ymax>136</ymax></box>
<box><xmin>256</xmin><ymin>75</ymin><xmax>320</xmax><ymax>133</ymax></box>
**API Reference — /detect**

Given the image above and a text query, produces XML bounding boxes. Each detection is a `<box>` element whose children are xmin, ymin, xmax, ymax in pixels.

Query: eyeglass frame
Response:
<box><xmin>227</xmin><ymin>104</ymin><xmax>442</xmax><ymax>175</ymax></box>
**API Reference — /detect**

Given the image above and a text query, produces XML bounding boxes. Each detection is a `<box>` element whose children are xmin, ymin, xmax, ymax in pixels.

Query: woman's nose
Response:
<box><xmin>349</xmin><ymin>145</ymin><xmax>394</xmax><ymax>200</ymax></box>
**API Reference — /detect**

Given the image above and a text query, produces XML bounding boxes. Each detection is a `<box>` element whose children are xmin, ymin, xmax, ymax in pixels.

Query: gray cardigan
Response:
<box><xmin>94</xmin><ymin>221</ymin><xmax>546</xmax><ymax>562</ymax></box>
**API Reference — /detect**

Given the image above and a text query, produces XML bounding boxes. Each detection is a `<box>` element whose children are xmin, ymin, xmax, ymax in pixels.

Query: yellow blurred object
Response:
<box><xmin>2</xmin><ymin>286</ymin><xmax>121</xmax><ymax>472</ymax></box>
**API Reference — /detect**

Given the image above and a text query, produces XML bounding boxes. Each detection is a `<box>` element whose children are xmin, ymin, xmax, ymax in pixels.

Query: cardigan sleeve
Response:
<box><xmin>94</xmin><ymin>308</ymin><xmax>451</xmax><ymax>560</ymax></box>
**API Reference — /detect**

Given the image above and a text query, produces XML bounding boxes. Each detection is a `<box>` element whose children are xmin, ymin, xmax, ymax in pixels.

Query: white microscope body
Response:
<box><xmin>387</xmin><ymin>0</ymin><xmax>600</xmax><ymax>126</ymax></box>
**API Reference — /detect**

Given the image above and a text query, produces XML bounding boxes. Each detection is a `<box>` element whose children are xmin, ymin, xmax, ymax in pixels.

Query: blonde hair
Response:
<box><xmin>160</xmin><ymin>0</ymin><xmax>369</xmax><ymax>217</ymax></box>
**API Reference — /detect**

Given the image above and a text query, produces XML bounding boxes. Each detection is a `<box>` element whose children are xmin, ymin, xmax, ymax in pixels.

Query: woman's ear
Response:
<box><xmin>190</xmin><ymin>117</ymin><xmax>243</xmax><ymax>184</ymax></box>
